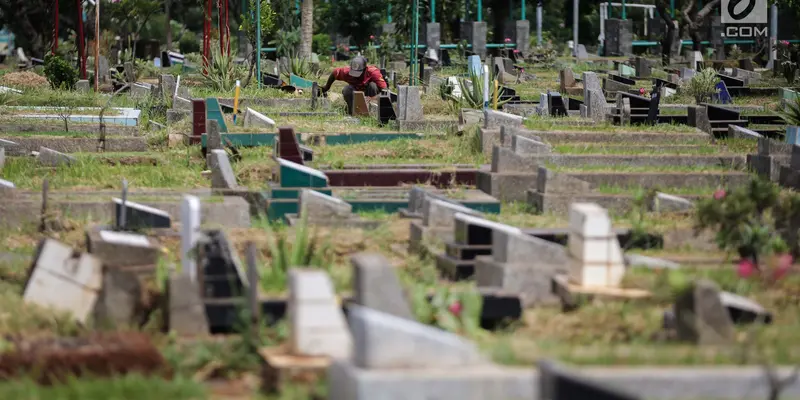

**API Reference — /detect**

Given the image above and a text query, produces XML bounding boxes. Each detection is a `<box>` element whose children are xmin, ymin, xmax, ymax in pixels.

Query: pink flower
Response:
<box><xmin>738</xmin><ymin>258</ymin><xmax>756</xmax><ymax>278</ymax></box>
<box><xmin>369</xmin><ymin>35</ymin><xmax>375</xmax><ymax>40</ymax></box>
<box><xmin>713</xmin><ymin>189</ymin><xmax>726</xmax><ymax>200</ymax></box>
<box><xmin>773</xmin><ymin>253</ymin><xmax>793</xmax><ymax>280</ymax></box>
<box><xmin>504</xmin><ymin>38</ymin><xmax>511</xmax><ymax>43</ymax></box>
<box><xmin>639</xmin><ymin>88</ymin><xmax>646</xmax><ymax>95</ymax></box>
<box><xmin>448</xmin><ymin>301</ymin><xmax>462</xmax><ymax>317</ymax></box>
<box><xmin>781</xmin><ymin>40</ymin><xmax>790</xmax><ymax>46</ymax></box>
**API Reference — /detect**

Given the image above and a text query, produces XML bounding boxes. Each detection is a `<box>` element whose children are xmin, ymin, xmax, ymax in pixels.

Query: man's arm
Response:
<box><xmin>321</xmin><ymin>68</ymin><xmax>342</xmax><ymax>92</ymax></box>
<box><xmin>370</xmin><ymin>69</ymin><xmax>388</xmax><ymax>90</ymax></box>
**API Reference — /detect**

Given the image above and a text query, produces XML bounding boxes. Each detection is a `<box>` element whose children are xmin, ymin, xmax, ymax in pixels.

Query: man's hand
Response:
<box><xmin>320</xmin><ymin>85</ymin><xmax>329</xmax><ymax>94</ymax></box>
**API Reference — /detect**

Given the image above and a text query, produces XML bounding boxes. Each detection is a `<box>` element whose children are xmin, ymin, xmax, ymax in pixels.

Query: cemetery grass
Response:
<box><xmin>480</xmin><ymin>265</ymin><xmax>800</xmax><ymax>366</ymax></box>
<box><xmin>523</xmin><ymin>116</ymin><xmax>701</xmax><ymax>134</ymax></box>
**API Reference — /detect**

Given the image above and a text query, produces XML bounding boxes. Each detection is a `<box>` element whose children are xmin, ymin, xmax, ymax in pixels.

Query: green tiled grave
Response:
<box><xmin>206</xmin><ymin>97</ymin><xmax>229</xmax><ymax>132</ymax></box>
<box><xmin>278</xmin><ymin>158</ymin><xmax>329</xmax><ymax>188</ymax></box>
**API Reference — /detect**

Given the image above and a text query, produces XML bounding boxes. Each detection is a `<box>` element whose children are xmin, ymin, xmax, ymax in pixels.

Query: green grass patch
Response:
<box><xmin>552</xmin><ymin>164</ymin><xmax>742</xmax><ymax>173</ymax></box>
<box><xmin>0</xmin><ymin>375</ymin><xmax>206</xmax><ymax>400</ymax></box>
<box><xmin>309</xmin><ymin>136</ymin><xmax>485</xmax><ymax>167</ymax></box>
<box><xmin>554</xmin><ymin>144</ymin><xmax>723</xmax><ymax>156</ymax></box>
<box><xmin>524</xmin><ymin>115</ymin><xmax>700</xmax><ymax>134</ymax></box>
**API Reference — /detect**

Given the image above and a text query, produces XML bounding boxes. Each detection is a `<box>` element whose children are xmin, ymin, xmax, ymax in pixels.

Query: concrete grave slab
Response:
<box><xmin>492</xmin><ymin>228</ymin><xmax>568</xmax><ymax>265</ymax></box>
<box><xmin>210</xmin><ymin>149</ymin><xmax>238</xmax><ymax>190</ymax></box>
<box><xmin>299</xmin><ymin>189</ymin><xmax>352</xmax><ymax>220</ymax></box>
<box><xmin>37</xmin><ymin>146</ymin><xmax>77</xmax><ymax>167</ymax></box>
<box><xmin>512</xmin><ymin>135</ymin><xmax>551</xmax><ymax>156</ymax></box>
<box><xmin>454</xmin><ymin>212</ymin><xmax>522</xmax><ymax>246</ymax></box>
<box><xmin>24</xmin><ymin>239</ymin><xmax>103</xmax><ymax>323</ymax></box>
<box><xmin>353</xmin><ymin>91</ymin><xmax>370</xmax><ymax>117</ymax></box>
<box><xmin>243</xmin><ymin>107</ymin><xmax>276</xmax><ymax>129</ymax></box>
<box><xmin>289</xmin><ymin>269</ymin><xmax>352</xmax><ymax>358</ymax></box>
<box><xmin>674</xmin><ymin>279</ymin><xmax>735</xmax><ymax>345</ymax></box>
<box><xmin>397</xmin><ymin>86</ymin><xmax>423</xmax><ymax>121</ymax></box>
<box><xmin>537</xmin><ymin>167</ymin><xmax>590</xmax><ymax>194</ymax></box>
<box><xmin>422</xmin><ymin>198</ymin><xmax>482</xmax><ymax>229</ymax></box>
<box><xmin>278</xmin><ymin>158</ymin><xmax>329</xmax><ymax>188</ymax></box>
<box><xmin>173</xmin><ymin>96</ymin><xmax>192</xmax><ymax>111</ymax></box>
<box><xmin>568</xmin><ymin>203</ymin><xmax>625</xmax><ymax>288</ymax></box>
<box><xmin>167</xmin><ymin>272</ymin><xmax>210</xmax><ymax>336</ymax></box>
<box><xmin>76</xmin><ymin>80</ymin><xmax>90</xmax><ymax>92</ymax></box>
<box><xmin>728</xmin><ymin>125</ymin><xmax>762</xmax><ymax>140</ymax></box>
<box><xmin>86</xmin><ymin>228</ymin><xmax>161</xmax><ymax>269</ymax></box>
<box><xmin>351</xmin><ymin>253</ymin><xmax>414</xmax><ymax>320</ymax></box>
<box><xmin>625</xmin><ymin>254</ymin><xmax>681</xmax><ymax>270</ymax></box>
<box><xmin>483</xmin><ymin>110</ymin><xmax>523</xmax><ymax>129</ymax></box>
<box><xmin>348</xmin><ymin>304</ymin><xmax>486</xmax><ymax>369</ymax></box>
<box><xmin>651</xmin><ymin>192</ymin><xmax>695</xmax><ymax>213</ymax></box>
<box><xmin>93</xmin><ymin>267</ymin><xmax>142</xmax><ymax>327</ymax></box>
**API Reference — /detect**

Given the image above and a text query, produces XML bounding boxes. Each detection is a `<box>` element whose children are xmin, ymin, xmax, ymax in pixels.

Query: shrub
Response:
<box><xmin>775</xmin><ymin>40</ymin><xmax>800</xmax><ymax>84</ymax></box>
<box><xmin>178</xmin><ymin>34</ymin><xmax>201</xmax><ymax>54</ymax></box>
<box><xmin>43</xmin><ymin>54</ymin><xmax>78</xmax><ymax>90</ymax></box>
<box><xmin>411</xmin><ymin>285</ymin><xmax>482</xmax><ymax>335</ymax></box>
<box><xmin>682</xmin><ymin>67</ymin><xmax>719</xmax><ymax>104</ymax></box>
<box><xmin>312</xmin><ymin>33</ymin><xmax>332</xmax><ymax>55</ymax></box>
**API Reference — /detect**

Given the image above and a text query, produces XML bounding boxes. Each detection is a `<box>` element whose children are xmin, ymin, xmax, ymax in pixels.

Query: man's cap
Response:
<box><xmin>349</xmin><ymin>56</ymin><xmax>367</xmax><ymax>77</ymax></box>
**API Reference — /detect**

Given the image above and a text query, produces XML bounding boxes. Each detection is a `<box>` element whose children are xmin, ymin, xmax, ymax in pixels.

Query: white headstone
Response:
<box><xmin>181</xmin><ymin>195</ymin><xmax>201</xmax><ymax>281</ymax></box>
<box><xmin>288</xmin><ymin>269</ymin><xmax>352</xmax><ymax>358</ymax></box>
<box><xmin>567</xmin><ymin>203</ymin><xmax>625</xmax><ymax>288</ymax></box>
<box><xmin>99</xmin><ymin>230</ymin><xmax>152</xmax><ymax>247</ymax></box>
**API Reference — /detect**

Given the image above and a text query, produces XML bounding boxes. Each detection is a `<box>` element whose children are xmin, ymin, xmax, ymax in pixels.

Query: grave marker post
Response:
<box><xmin>119</xmin><ymin>179</ymin><xmax>129</xmax><ymax>231</ymax></box>
<box><xmin>311</xmin><ymin>82</ymin><xmax>319</xmax><ymax>110</ymax></box>
<box><xmin>39</xmin><ymin>179</ymin><xmax>48</xmax><ymax>233</ymax></box>
<box><xmin>181</xmin><ymin>195</ymin><xmax>201</xmax><ymax>281</ymax></box>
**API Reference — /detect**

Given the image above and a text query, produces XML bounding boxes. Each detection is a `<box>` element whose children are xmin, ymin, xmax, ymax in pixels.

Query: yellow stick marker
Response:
<box><xmin>233</xmin><ymin>80</ymin><xmax>241</xmax><ymax>120</ymax></box>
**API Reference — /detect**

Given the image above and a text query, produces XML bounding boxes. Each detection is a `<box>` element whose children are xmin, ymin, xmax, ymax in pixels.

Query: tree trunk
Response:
<box><xmin>299</xmin><ymin>0</ymin><xmax>313</xmax><ymax>58</ymax></box>
<box><xmin>165</xmin><ymin>0</ymin><xmax>172</xmax><ymax>50</ymax></box>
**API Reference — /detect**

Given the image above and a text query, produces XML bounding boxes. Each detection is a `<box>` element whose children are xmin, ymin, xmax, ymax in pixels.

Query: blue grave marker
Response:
<box><xmin>468</xmin><ymin>55</ymin><xmax>482</xmax><ymax>77</ymax></box>
<box><xmin>713</xmin><ymin>81</ymin><xmax>732</xmax><ymax>105</ymax></box>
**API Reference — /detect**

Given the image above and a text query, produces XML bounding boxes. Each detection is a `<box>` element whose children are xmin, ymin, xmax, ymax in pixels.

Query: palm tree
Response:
<box><xmin>299</xmin><ymin>0</ymin><xmax>313</xmax><ymax>57</ymax></box>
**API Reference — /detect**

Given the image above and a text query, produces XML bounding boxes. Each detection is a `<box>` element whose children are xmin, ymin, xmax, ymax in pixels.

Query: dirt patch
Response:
<box><xmin>99</xmin><ymin>156</ymin><xmax>159</xmax><ymax>166</ymax></box>
<box><xmin>0</xmin><ymin>71</ymin><xmax>48</xmax><ymax>90</ymax></box>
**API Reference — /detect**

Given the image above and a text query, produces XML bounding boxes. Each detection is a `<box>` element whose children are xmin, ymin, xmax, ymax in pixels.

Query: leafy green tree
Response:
<box><xmin>332</xmin><ymin>0</ymin><xmax>384</xmax><ymax>49</ymax></box>
<box><xmin>239</xmin><ymin>0</ymin><xmax>276</xmax><ymax>86</ymax></box>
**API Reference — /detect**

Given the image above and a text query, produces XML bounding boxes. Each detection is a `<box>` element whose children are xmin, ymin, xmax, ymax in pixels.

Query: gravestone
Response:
<box><xmin>181</xmin><ymin>195</ymin><xmax>201</xmax><ymax>281</ymax></box>
<box><xmin>673</xmin><ymin>279</ymin><xmax>735</xmax><ymax>345</ymax></box>
<box><xmin>278</xmin><ymin>158</ymin><xmax>329</xmax><ymax>188</ymax></box>
<box><xmin>634</xmin><ymin>57</ymin><xmax>651</xmax><ymax>78</ymax></box>
<box><xmin>587</xmin><ymin>89</ymin><xmax>609</xmax><ymax>122</ymax></box>
<box><xmin>167</xmin><ymin>273</ymin><xmax>210</xmax><ymax>335</ymax></box>
<box><xmin>651</xmin><ymin>192</ymin><xmax>695</xmax><ymax>213</ymax></box>
<box><xmin>547</xmin><ymin>91</ymin><xmax>568</xmax><ymax>117</ymax></box>
<box><xmin>98</xmin><ymin>56</ymin><xmax>109</xmax><ymax>83</ymax></box>
<box><xmin>539</xmin><ymin>360</ymin><xmax>642</xmax><ymax>400</ymax></box>
<box><xmin>160</xmin><ymin>74</ymin><xmax>176</xmax><ymax>99</ymax></box>
<box><xmin>205</xmin><ymin>119</ymin><xmax>222</xmax><ymax>153</ymax></box>
<box><xmin>298</xmin><ymin>189</ymin><xmax>351</xmax><ymax>220</ymax></box>
<box><xmin>468</xmin><ymin>55</ymin><xmax>482</xmax><ymax>76</ymax></box>
<box><xmin>210</xmin><ymin>149</ymin><xmax>238</xmax><ymax>190</ymax></box>
<box><xmin>37</xmin><ymin>147</ymin><xmax>77</xmax><ymax>167</ymax></box>
<box><xmin>681</xmin><ymin>68</ymin><xmax>696</xmax><ymax>80</ymax></box>
<box><xmin>515</xmin><ymin>20</ymin><xmax>530</xmax><ymax>56</ymax></box>
<box><xmin>351</xmin><ymin>253</ymin><xmax>414</xmax><ymax>320</ymax></box>
<box><xmin>0</xmin><ymin>147</ymin><xmax>4</xmax><ymax>169</ymax></box>
<box><xmin>646</xmin><ymin>87</ymin><xmax>661</xmax><ymax>124</ymax></box>
<box><xmin>113</xmin><ymin>198</ymin><xmax>172</xmax><ymax>230</ymax></box>
<box><xmin>423</xmin><ymin>199</ymin><xmax>481</xmax><ymax>229</ymax></box>
<box><xmin>288</xmin><ymin>269</ymin><xmax>352</xmax><ymax>358</ymax></box>
<box><xmin>618</xmin><ymin>64</ymin><xmax>636</xmax><ymax>77</ymax></box>
<box><xmin>576</xmin><ymin>44</ymin><xmax>589</xmax><ymax>60</ymax></box>
<box><xmin>559</xmin><ymin>68</ymin><xmax>576</xmax><ymax>94</ymax></box>
<box><xmin>484</xmin><ymin>109</ymin><xmax>524</xmax><ymax>129</ymax></box>
<box><xmin>198</xmin><ymin>230</ymin><xmax>247</xmax><ymax>298</ymax></box>
<box><xmin>537</xmin><ymin>167</ymin><xmax>591</xmax><ymax>195</ymax></box>
<box><xmin>397</xmin><ymin>86</ymin><xmax>423</xmax><ymax>121</ymax></box>
<box><xmin>713</xmin><ymin>81</ymin><xmax>732</xmax><ymax>104</ymax></box>
<box><xmin>86</xmin><ymin>228</ymin><xmax>161</xmax><ymax>269</ymax></box>
<box><xmin>123</xmin><ymin>62</ymin><xmax>136</xmax><ymax>82</ymax></box>
<box><xmin>568</xmin><ymin>203</ymin><xmax>625</xmax><ymax>288</ymax></box>
<box><xmin>620</xmin><ymin>97</ymin><xmax>631</xmax><ymax>125</ymax></box>
<box><xmin>470</xmin><ymin>22</ymin><xmax>487</xmax><ymax>58</ymax></box>
<box><xmin>348</xmin><ymin>304</ymin><xmax>486</xmax><ymax>369</ymax></box>
<box><xmin>582</xmin><ymin>72</ymin><xmax>601</xmax><ymax>101</ymax></box>
<box><xmin>76</xmin><ymin>80</ymin><xmax>90</xmax><ymax>92</ymax></box>
<box><xmin>512</xmin><ymin>135</ymin><xmax>551</xmax><ymax>155</ymax></box>
<box><xmin>24</xmin><ymin>239</ymin><xmax>102</xmax><ymax>323</ymax></box>
<box><xmin>352</xmin><ymin>91</ymin><xmax>370</xmax><ymax>117</ymax></box>
<box><xmin>605</xmin><ymin>19</ymin><xmax>632</xmax><ymax>56</ymax></box>
<box><xmin>243</xmin><ymin>107</ymin><xmax>276</xmax><ymax>129</ymax></box>
<box><xmin>378</xmin><ymin>94</ymin><xmax>396</xmax><ymax>125</ymax></box>
<box><xmin>425</xmin><ymin>22</ymin><xmax>441</xmax><ymax>53</ymax></box>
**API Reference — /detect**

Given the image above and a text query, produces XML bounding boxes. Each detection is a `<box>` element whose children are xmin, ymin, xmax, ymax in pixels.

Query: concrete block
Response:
<box><xmin>475</xmin><ymin>256</ymin><xmax>565</xmax><ymax>307</ymax></box>
<box><xmin>351</xmin><ymin>253</ymin><xmax>414</xmax><ymax>320</ymax></box>
<box><xmin>86</xmin><ymin>228</ymin><xmax>161</xmax><ymax>268</ymax></box>
<box><xmin>37</xmin><ymin>146</ymin><xmax>76</xmax><ymax>167</ymax></box>
<box><xmin>167</xmin><ymin>272</ymin><xmax>209</xmax><ymax>336</ymax></box>
<box><xmin>210</xmin><ymin>149</ymin><xmax>238</xmax><ymax>190</ymax></box>
<box><xmin>348</xmin><ymin>304</ymin><xmax>486</xmax><ymax>369</ymax></box>
<box><xmin>299</xmin><ymin>189</ymin><xmax>352</xmax><ymax>220</ymax></box>
<box><xmin>422</xmin><ymin>198</ymin><xmax>481</xmax><ymax>229</ymax></box>
<box><xmin>243</xmin><ymin>107</ymin><xmax>276</xmax><ymax>129</ymax></box>
<box><xmin>492</xmin><ymin>229</ymin><xmax>568</xmax><ymax>265</ymax></box>
<box><xmin>512</xmin><ymin>135</ymin><xmax>551</xmax><ymax>156</ymax></box>
<box><xmin>289</xmin><ymin>269</ymin><xmax>352</xmax><ymax>358</ymax></box>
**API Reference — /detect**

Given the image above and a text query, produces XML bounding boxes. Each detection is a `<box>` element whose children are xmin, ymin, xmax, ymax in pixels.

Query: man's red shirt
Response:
<box><xmin>332</xmin><ymin>66</ymin><xmax>388</xmax><ymax>91</ymax></box>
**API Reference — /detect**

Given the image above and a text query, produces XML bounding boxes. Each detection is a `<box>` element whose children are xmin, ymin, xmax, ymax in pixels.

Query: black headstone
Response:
<box><xmin>706</xmin><ymin>103</ymin><xmax>740</xmax><ymax>121</ymax></box>
<box><xmin>609</xmin><ymin>73</ymin><xmax>636</xmax><ymax>86</ymax></box>
<box><xmin>199</xmin><ymin>230</ymin><xmax>246</xmax><ymax>298</ymax></box>
<box><xmin>113</xmin><ymin>198</ymin><xmax>172</xmax><ymax>231</ymax></box>
<box><xmin>647</xmin><ymin>85</ymin><xmax>661</xmax><ymax>125</ymax></box>
<box><xmin>378</xmin><ymin>95</ymin><xmax>397</xmax><ymax>125</ymax></box>
<box><xmin>262</xmin><ymin>73</ymin><xmax>281</xmax><ymax>87</ymax></box>
<box><xmin>717</xmin><ymin>74</ymin><xmax>745</xmax><ymax>88</ymax></box>
<box><xmin>539</xmin><ymin>360</ymin><xmax>641</xmax><ymax>400</ymax></box>
<box><xmin>547</xmin><ymin>91</ymin><xmax>568</xmax><ymax>117</ymax></box>
<box><xmin>652</xmin><ymin>77</ymin><xmax>678</xmax><ymax>90</ymax></box>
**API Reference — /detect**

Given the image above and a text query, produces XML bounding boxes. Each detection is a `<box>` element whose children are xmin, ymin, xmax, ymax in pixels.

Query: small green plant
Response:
<box><xmin>260</xmin><ymin>213</ymin><xmax>333</xmax><ymax>293</ymax></box>
<box><xmin>728</xmin><ymin>44</ymin><xmax>743</xmax><ymax>61</ymax></box>
<box><xmin>202</xmin><ymin>41</ymin><xmax>246</xmax><ymax>92</ymax></box>
<box><xmin>43</xmin><ymin>54</ymin><xmax>78</xmax><ymax>90</ymax></box>
<box><xmin>695</xmin><ymin>178</ymin><xmax>800</xmax><ymax>284</ymax></box>
<box><xmin>528</xmin><ymin>41</ymin><xmax>558</xmax><ymax>67</ymax></box>
<box><xmin>411</xmin><ymin>285</ymin><xmax>482</xmax><ymax>336</ymax></box>
<box><xmin>281</xmin><ymin>56</ymin><xmax>322</xmax><ymax>82</ymax></box>
<box><xmin>682</xmin><ymin>67</ymin><xmax>720</xmax><ymax>104</ymax></box>
<box><xmin>271</xmin><ymin>28</ymin><xmax>301</xmax><ymax>58</ymax></box>
<box><xmin>441</xmin><ymin>69</ymin><xmax>511</xmax><ymax>110</ymax></box>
